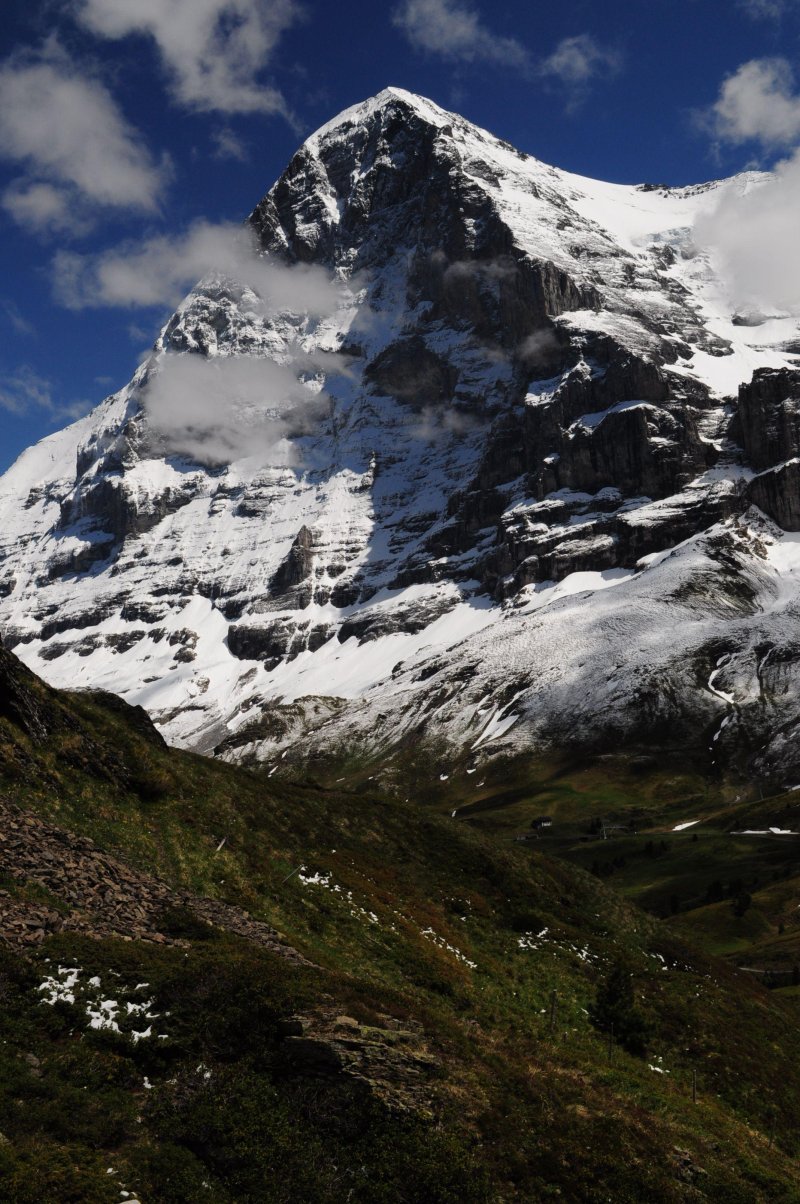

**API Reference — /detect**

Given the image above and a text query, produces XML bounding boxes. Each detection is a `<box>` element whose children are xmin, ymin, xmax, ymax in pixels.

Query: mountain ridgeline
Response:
<box><xmin>2</xmin><ymin>90</ymin><xmax>800</xmax><ymax>786</ymax></box>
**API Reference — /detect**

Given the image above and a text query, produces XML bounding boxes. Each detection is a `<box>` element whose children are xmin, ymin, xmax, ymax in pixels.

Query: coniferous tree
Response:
<box><xmin>589</xmin><ymin>960</ymin><xmax>649</xmax><ymax>1056</ymax></box>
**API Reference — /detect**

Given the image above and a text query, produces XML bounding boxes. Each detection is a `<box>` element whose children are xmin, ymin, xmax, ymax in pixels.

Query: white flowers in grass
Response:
<box><xmin>296</xmin><ymin>866</ymin><xmax>381</xmax><ymax>926</ymax></box>
<box><xmin>517</xmin><ymin>928</ymin><xmax>599</xmax><ymax>966</ymax></box>
<box><xmin>419</xmin><ymin>926</ymin><xmax>477</xmax><ymax>969</ymax></box>
<box><xmin>38</xmin><ymin>965</ymin><xmax>167</xmax><ymax>1043</ymax></box>
<box><xmin>297</xmin><ymin>867</ymin><xmax>478</xmax><ymax>968</ymax></box>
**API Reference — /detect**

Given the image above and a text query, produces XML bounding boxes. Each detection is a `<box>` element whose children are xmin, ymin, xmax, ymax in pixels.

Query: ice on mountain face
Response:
<box><xmin>3</xmin><ymin>89</ymin><xmax>800</xmax><ymax>777</ymax></box>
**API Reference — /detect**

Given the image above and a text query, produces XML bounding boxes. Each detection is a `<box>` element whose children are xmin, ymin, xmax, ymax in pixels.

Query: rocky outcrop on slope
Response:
<box><xmin>228</xmin><ymin>614</ymin><xmax>333</xmax><ymax>666</ymax></box>
<box><xmin>269</xmin><ymin>524</ymin><xmax>317</xmax><ymax>600</ymax></box>
<box><xmin>0</xmin><ymin>642</ymin><xmax>59</xmax><ymax>742</ymax></box>
<box><xmin>278</xmin><ymin>1009</ymin><xmax>439</xmax><ymax>1114</ymax></box>
<box><xmin>0</xmin><ymin>796</ymin><xmax>307</xmax><ymax>961</ymax></box>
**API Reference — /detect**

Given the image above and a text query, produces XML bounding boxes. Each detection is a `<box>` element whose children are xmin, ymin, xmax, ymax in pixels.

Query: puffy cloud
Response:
<box><xmin>52</xmin><ymin>220</ymin><xmax>347</xmax><ymax>316</ymax></box>
<box><xmin>695</xmin><ymin>152</ymin><xmax>800</xmax><ymax>316</ymax></box>
<box><xmin>393</xmin><ymin>7</ymin><xmax>618</xmax><ymax>102</ymax></box>
<box><xmin>695</xmin><ymin>57</ymin><xmax>800</xmax><ymax>317</ymax></box>
<box><xmin>392</xmin><ymin>0</ymin><xmax>528</xmax><ymax>68</ymax></box>
<box><xmin>53</xmin><ymin>218</ymin><xmax>353</xmax><ymax>463</ymax></box>
<box><xmin>74</xmin><ymin>0</ymin><xmax>301</xmax><ymax>116</ymax></box>
<box><xmin>707</xmin><ymin>58</ymin><xmax>800</xmax><ymax>148</ymax></box>
<box><xmin>540</xmin><ymin>34</ymin><xmax>622</xmax><ymax>89</ymax></box>
<box><xmin>0</xmin><ymin>46</ymin><xmax>166</xmax><ymax>232</ymax></box>
<box><xmin>143</xmin><ymin>350</ymin><xmax>340</xmax><ymax>464</ymax></box>
<box><xmin>2</xmin><ymin>180</ymin><xmax>92</xmax><ymax>237</ymax></box>
<box><xmin>411</xmin><ymin>403</ymin><xmax>478</xmax><ymax>443</ymax></box>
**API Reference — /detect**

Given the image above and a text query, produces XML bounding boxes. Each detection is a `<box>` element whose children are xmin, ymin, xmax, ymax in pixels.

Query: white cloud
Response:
<box><xmin>74</xmin><ymin>0</ymin><xmax>301</xmax><ymax>116</ymax></box>
<box><xmin>707</xmin><ymin>58</ymin><xmax>800</xmax><ymax>148</ymax></box>
<box><xmin>696</xmin><ymin>151</ymin><xmax>800</xmax><ymax>315</ymax></box>
<box><xmin>0</xmin><ymin>366</ymin><xmax>53</xmax><ymax>415</ymax></box>
<box><xmin>518</xmin><ymin>328</ymin><xmax>561</xmax><ymax>368</ymax></box>
<box><xmin>210</xmin><ymin>127</ymin><xmax>248</xmax><ymax>161</ymax></box>
<box><xmin>2</xmin><ymin>180</ymin><xmax>91</xmax><ymax>237</ymax></box>
<box><xmin>143</xmin><ymin>351</ymin><xmax>337</xmax><ymax>464</ymax></box>
<box><xmin>738</xmin><ymin>0</ymin><xmax>795</xmax><ymax>16</ymax></box>
<box><xmin>0</xmin><ymin>46</ymin><xmax>166</xmax><ymax>232</ymax></box>
<box><xmin>412</xmin><ymin>403</ymin><xmax>477</xmax><ymax>442</ymax></box>
<box><xmin>0</xmin><ymin>299</ymin><xmax>35</xmax><ymax>337</ymax></box>
<box><xmin>393</xmin><ymin>9</ymin><xmax>619</xmax><ymax>100</ymax></box>
<box><xmin>52</xmin><ymin>220</ymin><xmax>347</xmax><ymax>316</ymax></box>
<box><xmin>695</xmin><ymin>57</ymin><xmax>800</xmax><ymax>318</ymax></box>
<box><xmin>0</xmin><ymin>364</ymin><xmax>89</xmax><ymax>422</ymax></box>
<box><xmin>539</xmin><ymin>34</ymin><xmax>622</xmax><ymax>89</ymax></box>
<box><xmin>128</xmin><ymin>322</ymin><xmax>154</xmax><ymax>346</ymax></box>
<box><xmin>392</xmin><ymin>0</ymin><xmax>528</xmax><ymax>67</ymax></box>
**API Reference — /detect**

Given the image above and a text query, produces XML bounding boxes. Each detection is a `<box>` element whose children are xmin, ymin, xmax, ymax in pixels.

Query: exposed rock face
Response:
<box><xmin>1</xmin><ymin>88</ymin><xmax>800</xmax><ymax>777</ymax></box>
<box><xmin>749</xmin><ymin>461</ymin><xmax>800</xmax><ymax>531</ymax></box>
<box><xmin>228</xmin><ymin>614</ymin><xmax>333</xmax><ymax>667</ymax></box>
<box><xmin>740</xmin><ymin>369</ymin><xmax>800</xmax><ymax>529</ymax></box>
<box><xmin>366</xmin><ymin>338</ymin><xmax>459</xmax><ymax>409</ymax></box>
<box><xmin>0</xmin><ymin>640</ymin><xmax>56</xmax><ymax>742</ymax></box>
<box><xmin>270</xmin><ymin>525</ymin><xmax>317</xmax><ymax>598</ymax></box>
<box><xmin>277</xmin><ymin>1009</ymin><xmax>438</xmax><ymax>1114</ymax></box>
<box><xmin>739</xmin><ymin>369</ymin><xmax>800</xmax><ymax>471</ymax></box>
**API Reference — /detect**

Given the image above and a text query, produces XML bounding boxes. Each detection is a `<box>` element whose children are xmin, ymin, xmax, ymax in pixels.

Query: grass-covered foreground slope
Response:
<box><xmin>4</xmin><ymin>644</ymin><xmax>800</xmax><ymax>1201</ymax></box>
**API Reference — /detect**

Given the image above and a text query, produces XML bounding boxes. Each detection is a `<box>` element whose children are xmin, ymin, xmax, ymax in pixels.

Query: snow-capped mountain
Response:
<box><xmin>2</xmin><ymin>87</ymin><xmax>800</xmax><ymax>781</ymax></box>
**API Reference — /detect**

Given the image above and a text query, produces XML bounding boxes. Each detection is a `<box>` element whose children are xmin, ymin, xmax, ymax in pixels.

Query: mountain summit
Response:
<box><xmin>2</xmin><ymin>90</ymin><xmax>800</xmax><ymax>782</ymax></box>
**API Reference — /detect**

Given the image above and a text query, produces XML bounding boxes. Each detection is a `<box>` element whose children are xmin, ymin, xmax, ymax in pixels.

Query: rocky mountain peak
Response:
<box><xmin>301</xmin><ymin>86</ymin><xmax>459</xmax><ymax>163</ymax></box>
<box><xmin>2</xmin><ymin>91</ymin><xmax>800</xmax><ymax>780</ymax></box>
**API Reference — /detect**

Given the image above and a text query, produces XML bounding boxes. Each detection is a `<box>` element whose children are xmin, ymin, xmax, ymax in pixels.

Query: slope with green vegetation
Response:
<box><xmin>366</xmin><ymin>737</ymin><xmax>800</xmax><ymax>993</ymax></box>
<box><xmin>3</xmin><ymin>642</ymin><xmax>800</xmax><ymax>1202</ymax></box>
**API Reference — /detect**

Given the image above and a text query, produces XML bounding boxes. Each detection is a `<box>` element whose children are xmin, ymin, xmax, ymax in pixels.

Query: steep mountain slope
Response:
<box><xmin>2</xmin><ymin>88</ymin><xmax>800</xmax><ymax>779</ymax></box>
<box><xmin>6</xmin><ymin>639</ymin><xmax>800</xmax><ymax>1201</ymax></box>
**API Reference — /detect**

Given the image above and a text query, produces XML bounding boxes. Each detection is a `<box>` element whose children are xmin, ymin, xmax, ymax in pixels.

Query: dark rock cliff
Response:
<box><xmin>741</xmin><ymin>369</ymin><xmax>800</xmax><ymax>530</ymax></box>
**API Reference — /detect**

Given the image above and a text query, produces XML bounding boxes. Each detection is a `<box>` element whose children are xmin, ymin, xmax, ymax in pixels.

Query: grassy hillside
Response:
<box><xmin>3</xmin><ymin>646</ymin><xmax>800</xmax><ymax>1201</ymax></box>
<box><xmin>311</xmin><ymin>737</ymin><xmax>800</xmax><ymax>973</ymax></box>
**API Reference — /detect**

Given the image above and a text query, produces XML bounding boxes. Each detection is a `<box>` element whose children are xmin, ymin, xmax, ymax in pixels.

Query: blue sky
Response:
<box><xmin>1</xmin><ymin>0</ymin><xmax>800</xmax><ymax>471</ymax></box>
